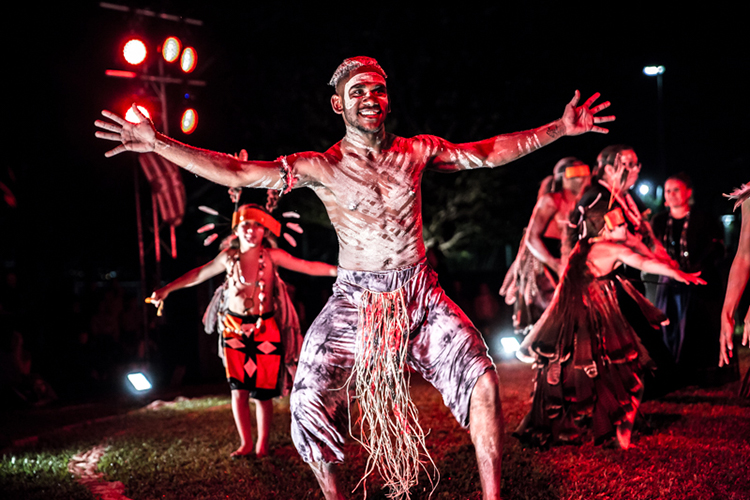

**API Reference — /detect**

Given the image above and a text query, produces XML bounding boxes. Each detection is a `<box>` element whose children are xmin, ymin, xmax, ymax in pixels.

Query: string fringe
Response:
<box><xmin>346</xmin><ymin>288</ymin><xmax>438</xmax><ymax>499</ymax></box>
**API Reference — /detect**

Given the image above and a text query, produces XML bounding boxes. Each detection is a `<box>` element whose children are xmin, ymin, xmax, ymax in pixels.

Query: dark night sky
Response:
<box><xmin>7</xmin><ymin>3</ymin><xmax>747</xmax><ymax>289</ymax></box>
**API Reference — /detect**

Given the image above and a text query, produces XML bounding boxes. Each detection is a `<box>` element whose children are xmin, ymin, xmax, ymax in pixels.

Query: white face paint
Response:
<box><xmin>343</xmin><ymin>72</ymin><xmax>387</xmax><ymax>109</ymax></box>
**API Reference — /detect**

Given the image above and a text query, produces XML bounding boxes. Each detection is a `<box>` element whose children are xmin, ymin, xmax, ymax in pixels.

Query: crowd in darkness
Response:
<box><xmin>0</xmin><ymin>272</ymin><xmax>145</xmax><ymax>408</ymax></box>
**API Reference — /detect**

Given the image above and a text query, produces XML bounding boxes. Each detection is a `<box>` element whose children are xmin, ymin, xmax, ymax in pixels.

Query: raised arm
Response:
<box><xmin>525</xmin><ymin>194</ymin><xmax>562</xmax><ymax>275</ymax></box>
<box><xmin>268</xmin><ymin>248</ymin><xmax>337</xmax><ymax>277</ymax></box>
<box><xmin>95</xmin><ymin>105</ymin><xmax>299</xmax><ymax>189</ymax></box>
<box><xmin>720</xmin><ymin>200</ymin><xmax>750</xmax><ymax>366</ymax></box>
<box><xmin>430</xmin><ymin>91</ymin><xmax>614</xmax><ymax>172</ymax></box>
<box><xmin>149</xmin><ymin>251</ymin><xmax>229</xmax><ymax>308</ymax></box>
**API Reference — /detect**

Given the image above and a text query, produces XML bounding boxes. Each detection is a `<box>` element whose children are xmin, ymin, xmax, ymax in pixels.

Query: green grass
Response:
<box><xmin>2</xmin><ymin>352</ymin><xmax>748</xmax><ymax>500</ymax></box>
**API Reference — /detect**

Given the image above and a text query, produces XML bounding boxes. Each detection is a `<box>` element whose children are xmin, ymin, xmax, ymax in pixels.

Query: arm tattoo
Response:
<box><xmin>546</xmin><ymin>122</ymin><xmax>565</xmax><ymax>139</ymax></box>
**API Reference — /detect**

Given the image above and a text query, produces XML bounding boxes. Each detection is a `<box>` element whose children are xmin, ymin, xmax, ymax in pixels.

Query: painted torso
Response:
<box><xmin>294</xmin><ymin>134</ymin><xmax>457</xmax><ymax>271</ymax></box>
<box><xmin>224</xmin><ymin>248</ymin><xmax>277</xmax><ymax>315</ymax></box>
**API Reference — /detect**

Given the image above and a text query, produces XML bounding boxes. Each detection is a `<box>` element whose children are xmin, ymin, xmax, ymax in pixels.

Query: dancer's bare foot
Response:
<box><xmin>230</xmin><ymin>445</ymin><xmax>255</xmax><ymax>459</ymax></box>
<box><xmin>255</xmin><ymin>442</ymin><xmax>269</xmax><ymax>458</ymax></box>
<box><xmin>616</xmin><ymin>426</ymin><xmax>631</xmax><ymax>450</ymax></box>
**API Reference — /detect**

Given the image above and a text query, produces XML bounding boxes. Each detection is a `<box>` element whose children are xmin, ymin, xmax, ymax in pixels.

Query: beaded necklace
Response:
<box><xmin>234</xmin><ymin>249</ymin><xmax>267</xmax><ymax>331</ymax></box>
<box><xmin>663</xmin><ymin>211</ymin><xmax>690</xmax><ymax>270</ymax></box>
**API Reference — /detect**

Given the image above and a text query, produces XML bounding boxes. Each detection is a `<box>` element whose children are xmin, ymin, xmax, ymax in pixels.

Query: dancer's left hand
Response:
<box><xmin>562</xmin><ymin>91</ymin><xmax>615</xmax><ymax>135</ymax></box>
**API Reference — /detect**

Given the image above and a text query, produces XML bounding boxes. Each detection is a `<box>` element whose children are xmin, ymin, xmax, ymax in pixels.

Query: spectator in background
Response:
<box><xmin>651</xmin><ymin>173</ymin><xmax>734</xmax><ymax>386</ymax></box>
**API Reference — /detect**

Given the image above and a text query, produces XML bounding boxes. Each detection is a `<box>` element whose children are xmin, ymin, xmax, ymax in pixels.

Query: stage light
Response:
<box><xmin>638</xmin><ymin>182</ymin><xmax>651</xmax><ymax>196</ymax></box>
<box><xmin>500</xmin><ymin>336</ymin><xmax>521</xmax><ymax>353</ymax></box>
<box><xmin>123</xmin><ymin>38</ymin><xmax>147</xmax><ymax>65</ymax></box>
<box><xmin>127</xmin><ymin>372</ymin><xmax>152</xmax><ymax>391</ymax></box>
<box><xmin>180</xmin><ymin>47</ymin><xmax>197</xmax><ymax>73</ymax></box>
<box><xmin>722</xmin><ymin>214</ymin><xmax>735</xmax><ymax>228</ymax></box>
<box><xmin>180</xmin><ymin>108</ymin><xmax>198</xmax><ymax>134</ymax></box>
<box><xmin>105</xmin><ymin>69</ymin><xmax>137</xmax><ymax>79</ymax></box>
<box><xmin>643</xmin><ymin>65</ymin><xmax>665</xmax><ymax>76</ymax></box>
<box><xmin>162</xmin><ymin>36</ymin><xmax>181</xmax><ymax>63</ymax></box>
<box><xmin>125</xmin><ymin>105</ymin><xmax>151</xmax><ymax>124</ymax></box>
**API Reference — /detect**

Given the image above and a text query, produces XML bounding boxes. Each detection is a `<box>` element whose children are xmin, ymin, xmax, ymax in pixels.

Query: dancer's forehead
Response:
<box><xmin>342</xmin><ymin>70</ymin><xmax>387</xmax><ymax>95</ymax></box>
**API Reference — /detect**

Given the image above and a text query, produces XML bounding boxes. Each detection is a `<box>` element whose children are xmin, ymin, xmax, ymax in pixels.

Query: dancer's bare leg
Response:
<box><xmin>469</xmin><ymin>370</ymin><xmax>504</xmax><ymax>500</ymax></box>
<box><xmin>254</xmin><ymin>398</ymin><xmax>273</xmax><ymax>457</ymax></box>
<box><xmin>230</xmin><ymin>389</ymin><xmax>254</xmax><ymax>456</ymax></box>
<box><xmin>616</xmin><ymin>387</ymin><xmax>643</xmax><ymax>450</ymax></box>
<box><xmin>310</xmin><ymin>461</ymin><xmax>346</xmax><ymax>500</ymax></box>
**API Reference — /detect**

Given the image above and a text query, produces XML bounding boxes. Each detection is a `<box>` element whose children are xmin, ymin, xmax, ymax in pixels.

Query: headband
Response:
<box><xmin>232</xmin><ymin>206</ymin><xmax>281</xmax><ymax>237</ymax></box>
<box><xmin>565</xmin><ymin>165</ymin><xmax>591</xmax><ymax>179</ymax></box>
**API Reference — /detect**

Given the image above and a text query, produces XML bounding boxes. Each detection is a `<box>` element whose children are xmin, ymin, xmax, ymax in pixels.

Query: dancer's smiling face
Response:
<box><xmin>331</xmin><ymin>68</ymin><xmax>389</xmax><ymax>133</ymax></box>
<box><xmin>235</xmin><ymin>220</ymin><xmax>265</xmax><ymax>248</ymax></box>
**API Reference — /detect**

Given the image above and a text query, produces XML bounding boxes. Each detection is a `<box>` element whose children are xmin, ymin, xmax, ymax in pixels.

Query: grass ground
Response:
<box><xmin>1</xmin><ymin>349</ymin><xmax>748</xmax><ymax>500</ymax></box>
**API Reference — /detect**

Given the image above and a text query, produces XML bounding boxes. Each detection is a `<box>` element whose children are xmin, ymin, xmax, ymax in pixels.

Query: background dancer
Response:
<box><xmin>515</xmin><ymin>208</ymin><xmax>705</xmax><ymax>449</ymax></box>
<box><xmin>501</xmin><ymin>157</ymin><xmax>591</xmax><ymax>334</ymax></box>
<box><xmin>573</xmin><ymin>145</ymin><xmax>679</xmax><ymax>398</ymax></box>
<box><xmin>720</xmin><ymin>183</ymin><xmax>750</xmax><ymax>397</ymax></box>
<box><xmin>148</xmin><ymin>204</ymin><xmax>336</xmax><ymax>459</ymax></box>
<box><xmin>97</xmin><ymin>56</ymin><xmax>614</xmax><ymax>499</ymax></box>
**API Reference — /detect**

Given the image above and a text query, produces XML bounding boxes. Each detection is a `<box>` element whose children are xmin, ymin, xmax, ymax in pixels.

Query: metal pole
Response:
<box><xmin>134</xmin><ymin>164</ymin><xmax>149</xmax><ymax>362</ymax></box>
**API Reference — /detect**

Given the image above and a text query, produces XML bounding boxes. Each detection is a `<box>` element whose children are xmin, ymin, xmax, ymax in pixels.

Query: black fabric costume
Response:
<box><xmin>514</xmin><ymin>240</ymin><xmax>665</xmax><ymax>446</ymax></box>
<box><xmin>574</xmin><ymin>182</ymin><xmax>677</xmax><ymax>398</ymax></box>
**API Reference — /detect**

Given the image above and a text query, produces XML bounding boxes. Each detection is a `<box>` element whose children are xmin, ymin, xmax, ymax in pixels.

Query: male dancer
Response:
<box><xmin>96</xmin><ymin>56</ymin><xmax>613</xmax><ymax>499</ymax></box>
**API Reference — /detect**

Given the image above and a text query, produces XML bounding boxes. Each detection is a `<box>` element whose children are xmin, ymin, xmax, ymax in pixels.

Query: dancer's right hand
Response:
<box><xmin>95</xmin><ymin>104</ymin><xmax>157</xmax><ymax>157</ymax></box>
<box><xmin>719</xmin><ymin>309</ymin><xmax>734</xmax><ymax>367</ymax></box>
<box><xmin>147</xmin><ymin>289</ymin><xmax>169</xmax><ymax>309</ymax></box>
<box><xmin>673</xmin><ymin>270</ymin><xmax>706</xmax><ymax>285</ymax></box>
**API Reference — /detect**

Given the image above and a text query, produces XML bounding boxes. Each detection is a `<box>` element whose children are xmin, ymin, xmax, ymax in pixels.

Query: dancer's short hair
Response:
<box><xmin>329</xmin><ymin>56</ymin><xmax>387</xmax><ymax>89</ymax></box>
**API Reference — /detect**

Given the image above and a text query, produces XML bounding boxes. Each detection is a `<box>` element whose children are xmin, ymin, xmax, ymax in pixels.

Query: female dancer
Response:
<box><xmin>515</xmin><ymin>208</ymin><xmax>704</xmax><ymax>449</ymax></box>
<box><xmin>149</xmin><ymin>204</ymin><xmax>336</xmax><ymax>458</ymax></box>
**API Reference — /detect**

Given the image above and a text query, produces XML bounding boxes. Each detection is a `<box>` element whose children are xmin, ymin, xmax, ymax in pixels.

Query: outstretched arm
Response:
<box><xmin>268</xmin><ymin>248</ymin><xmax>337</xmax><ymax>277</ymax></box>
<box><xmin>618</xmin><ymin>246</ymin><xmax>705</xmax><ymax>285</ymax></box>
<box><xmin>430</xmin><ymin>91</ymin><xmax>614</xmax><ymax>171</ymax></box>
<box><xmin>149</xmin><ymin>252</ymin><xmax>229</xmax><ymax>308</ymax></box>
<box><xmin>95</xmin><ymin>105</ymin><xmax>309</xmax><ymax>189</ymax></box>
<box><xmin>720</xmin><ymin>200</ymin><xmax>750</xmax><ymax>366</ymax></box>
<box><xmin>525</xmin><ymin>194</ymin><xmax>562</xmax><ymax>275</ymax></box>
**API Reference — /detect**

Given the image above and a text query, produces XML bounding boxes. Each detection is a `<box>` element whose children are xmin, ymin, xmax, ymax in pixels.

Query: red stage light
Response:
<box><xmin>180</xmin><ymin>108</ymin><xmax>198</xmax><ymax>134</ymax></box>
<box><xmin>162</xmin><ymin>37</ymin><xmax>181</xmax><ymax>63</ymax></box>
<box><xmin>125</xmin><ymin>105</ymin><xmax>152</xmax><ymax>124</ymax></box>
<box><xmin>105</xmin><ymin>69</ymin><xmax>137</xmax><ymax>78</ymax></box>
<box><xmin>180</xmin><ymin>47</ymin><xmax>197</xmax><ymax>73</ymax></box>
<box><xmin>123</xmin><ymin>39</ymin><xmax>147</xmax><ymax>65</ymax></box>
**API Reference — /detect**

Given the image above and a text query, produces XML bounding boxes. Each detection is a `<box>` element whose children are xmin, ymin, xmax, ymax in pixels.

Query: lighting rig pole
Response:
<box><xmin>101</xmin><ymin>3</ymin><xmax>205</xmax><ymax>376</ymax></box>
<box><xmin>643</xmin><ymin>65</ymin><xmax>667</xmax><ymax>181</ymax></box>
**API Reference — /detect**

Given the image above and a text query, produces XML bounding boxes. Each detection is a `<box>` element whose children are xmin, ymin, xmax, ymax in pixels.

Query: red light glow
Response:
<box><xmin>162</xmin><ymin>37</ymin><xmax>181</xmax><ymax>63</ymax></box>
<box><xmin>180</xmin><ymin>109</ymin><xmax>198</xmax><ymax>134</ymax></box>
<box><xmin>123</xmin><ymin>39</ymin><xmax>147</xmax><ymax>65</ymax></box>
<box><xmin>180</xmin><ymin>47</ymin><xmax>197</xmax><ymax>73</ymax></box>
<box><xmin>125</xmin><ymin>105</ymin><xmax>151</xmax><ymax>124</ymax></box>
<box><xmin>105</xmin><ymin>69</ymin><xmax>137</xmax><ymax>78</ymax></box>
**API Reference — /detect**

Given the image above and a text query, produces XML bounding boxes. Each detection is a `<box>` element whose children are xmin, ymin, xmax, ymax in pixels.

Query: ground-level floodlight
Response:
<box><xmin>127</xmin><ymin>372</ymin><xmax>153</xmax><ymax>392</ymax></box>
<box><xmin>500</xmin><ymin>336</ymin><xmax>521</xmax><ymax>354</ymax></box>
